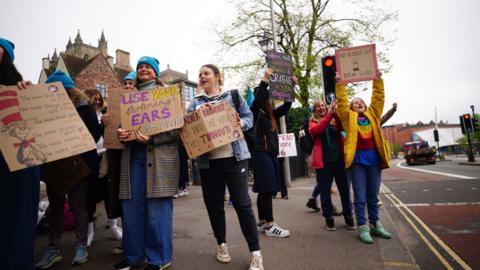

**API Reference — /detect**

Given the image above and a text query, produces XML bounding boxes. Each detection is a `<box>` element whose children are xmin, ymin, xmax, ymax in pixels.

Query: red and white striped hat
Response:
<box><xmin>0</xmin><ymin>90</ymin><xmax>22</xmax><ymax>126</ymax></box>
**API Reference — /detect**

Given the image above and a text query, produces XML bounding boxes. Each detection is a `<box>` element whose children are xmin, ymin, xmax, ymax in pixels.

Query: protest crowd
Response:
<box><xmin>0</xmin><ymin>36</ymin><xmax>395</xmax><ymax>270</ymax></box>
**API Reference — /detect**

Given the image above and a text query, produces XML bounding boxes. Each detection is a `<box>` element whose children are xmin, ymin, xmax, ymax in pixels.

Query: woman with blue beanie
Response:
<box><xmin>0</xmin><ymin>37</ymin><xmax>41</xmax><ymax>270</ymax></box>
<box><xmin>114</xmin><ymin>56</ymin><xmax>179</xmax><ymax>270</ymax></box>
<box><xmin>36</xmin><ymin>70</ymin><xmax>101</xmax><ymax>268</ymax></box>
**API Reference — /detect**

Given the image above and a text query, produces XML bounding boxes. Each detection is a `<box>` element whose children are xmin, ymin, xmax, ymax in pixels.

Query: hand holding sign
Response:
<box><xmin>335</xmin><ymin>44</ymin><xmax>379</xmax><ymax>83</ymax></box>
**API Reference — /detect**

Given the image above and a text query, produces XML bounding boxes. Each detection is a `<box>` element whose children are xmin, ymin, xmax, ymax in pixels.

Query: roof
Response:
<box><xmin>61</xmin><ymin>53</ymin><xmax>90</xmax><ymax>77</ymax></box>
<box><xmin>114</xmin><ymin>67</ymin><xmax>132</xmax><ymax>82</ymax></box>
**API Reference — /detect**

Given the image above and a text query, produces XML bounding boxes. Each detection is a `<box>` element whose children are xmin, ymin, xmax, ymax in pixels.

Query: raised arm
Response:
<box><xmin>380</xmin><ymin>103</ymin><xmax>397</xmax><ymax>126</ymax></box>
<box><xmin>368</xmin><ymin>70</ymin><xmax>385</xmax><ymax>119</ymax></box>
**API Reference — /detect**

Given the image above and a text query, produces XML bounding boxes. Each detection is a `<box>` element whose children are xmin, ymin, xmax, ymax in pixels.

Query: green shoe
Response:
<box><xmin>358</xmin><ymin>225</ymin><xmax>374</xmax><ymax>244</ymax></box>
<box><xmin>370</xmin><ymin>222</ymin><xmax>392</xmax><ymax>239</ymax></box>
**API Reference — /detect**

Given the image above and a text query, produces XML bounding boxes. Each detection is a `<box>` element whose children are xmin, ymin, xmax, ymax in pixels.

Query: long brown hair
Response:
<box><xmin>264</xmin><ymin>99</ymin><xmax>278</xmax><ymax>132</ymax></box>
<box><xmin>67</xmin><ymin>88</ymin><xmax>89</xmax><ymax>107</ymax></box>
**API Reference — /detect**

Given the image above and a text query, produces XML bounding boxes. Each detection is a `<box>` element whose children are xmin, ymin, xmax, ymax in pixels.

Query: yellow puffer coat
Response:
<box><xmin>336</xmin><ymin>80</ymin><xmax>390</xmax><ymax>169</ymax></box>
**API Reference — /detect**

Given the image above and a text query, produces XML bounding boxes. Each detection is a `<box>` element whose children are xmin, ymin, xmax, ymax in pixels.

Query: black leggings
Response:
<box><xmin>257</xmin><ymin>192</ymin><xmax>275</xmax><ymax>223</ymax></box>
<box><xmin>200</xmin><ymin>158</ymin><xmax>260</xmax><ymax>252</ymax></box>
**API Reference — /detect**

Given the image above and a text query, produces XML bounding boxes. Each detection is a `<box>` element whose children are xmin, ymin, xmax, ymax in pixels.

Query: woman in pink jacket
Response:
<box><xmin>309</xmin><ymin>100</ymin><xmax>355</xmax><ymax>231</ymax></box>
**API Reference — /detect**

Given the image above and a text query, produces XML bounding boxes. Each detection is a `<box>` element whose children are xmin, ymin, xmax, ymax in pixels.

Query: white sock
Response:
<box><xmin>88</xmin><ymin>222</ymin><xmax>94</xmax><ymax>232</ymax></box>
<box><xmin>252</xmin><ymin>250</ymin><xmax>261</xmax><ymax>256</ymax></box>
<box><xmin>108</xmin><ymin>218</ymin><xmax>118</xmax><ymax>228</ymax></box>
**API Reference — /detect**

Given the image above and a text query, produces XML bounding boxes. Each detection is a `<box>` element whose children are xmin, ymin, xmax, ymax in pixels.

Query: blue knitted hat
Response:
<box><xmin>123</xmin><ymin>71</ymin><xmax>137</xmax><ymax>82</ymax></box>
<box><xmin>46</xmin><ymin>70</ymin><xmax>76</xmax><ymax>89</ymax></box>
<box><xmin>0</xmin><ymin>38</ymin><xmax>15</xmax><ymax>62</ymax></box>
<box><xmin>136</xmin><ymin>56</ymin><xmax>160</xmax><ymax>77</ymax></box>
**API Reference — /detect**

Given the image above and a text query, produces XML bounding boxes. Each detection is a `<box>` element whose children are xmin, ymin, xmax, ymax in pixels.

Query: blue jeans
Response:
<box><xmin>315</xmin><ymin>160</ymin><xmax>353</xmax><ymax>218</ymax></box>
<box><xmin>122</xmin><ymin>143</ymin><xmax>173</xmax><ymax>265</ymax></box>
<box><xmin>0</xmin><ymin>156</ymin><xmax>40</xmax><ymax>270</ymax></box>
<box><xmin>311</xmin><ymin>183</ymin><xmax>321</xmax><ymax>198</ymax></box>
<box><xmin>349</xmin><ymin>163</ymin><xmax>381</xmax><ymax>226</ymax></box>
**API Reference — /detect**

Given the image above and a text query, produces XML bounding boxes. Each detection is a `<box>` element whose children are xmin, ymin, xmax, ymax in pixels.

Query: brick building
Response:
<box><xmin>382</xmin><ymin>121</ymin><xmax>461</xmax><ymax>153</ymax></box>
<box><xmin>38</xmin><ymin>30</ymin><xmax>132</xmax><ymax>98</ymax></box>
<box><xmin>38</xmin><ymin>30</ymin><xmax>197</xmax><ymax>108</ymax></box>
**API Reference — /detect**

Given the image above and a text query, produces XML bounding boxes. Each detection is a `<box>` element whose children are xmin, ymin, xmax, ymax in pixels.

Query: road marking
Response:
<box><xmin>472</xmin><ymin>187</ymin><xmax>478</xmax><ymax>190</ymax></box>
<box><xmin>446</xmin><ymin>188</ymin><xmax>453</xmax><ymax>191</ymax></box>
<box><xmin>422</xmin><ymin>189</ymin><xmax>429</xmax><ymax>192</ymax></box>
<box><xmin>385</xmin><ymin>191</ymin><xmax>472</xmax><ymax>270</ymax></box>
<box><xmin>394</xmin><ymin>202</ymin><xmax>480</xmax><ymax>207</ymax></box>
<box><xmin>384</xmin><ymin>261</ymin><xmax>418</xmax><ymax>268</ymax></box>
<box><xmin>396</xmin><ymin>161</ymin><xmax>475</xmax><ymax>179</ymax></box>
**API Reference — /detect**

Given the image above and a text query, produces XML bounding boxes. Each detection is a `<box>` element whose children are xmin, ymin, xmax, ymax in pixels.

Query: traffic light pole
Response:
<box><xmin>466</xmin><ymin>132</ymin><xmax>475</xmax><ymax>162</ymax></box>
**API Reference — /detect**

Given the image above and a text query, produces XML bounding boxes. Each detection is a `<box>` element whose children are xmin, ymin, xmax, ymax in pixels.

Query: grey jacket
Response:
<box><xmin>119</xmin><ymin>80</ymin><xmax>180</xmax><ymax>199</ymax></box>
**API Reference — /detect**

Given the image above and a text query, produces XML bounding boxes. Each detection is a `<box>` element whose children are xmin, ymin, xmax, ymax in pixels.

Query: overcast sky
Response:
<box><xmin>1</xmin><ymin>0</ymin><xmax>479</xmax><ymax>125</ymax></box>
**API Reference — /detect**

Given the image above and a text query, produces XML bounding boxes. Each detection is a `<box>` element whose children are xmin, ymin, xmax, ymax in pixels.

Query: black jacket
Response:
<box><xmin>251</xmin><ymin>80</ymin><xmax>292</xmax><ymax>156</ymax></box>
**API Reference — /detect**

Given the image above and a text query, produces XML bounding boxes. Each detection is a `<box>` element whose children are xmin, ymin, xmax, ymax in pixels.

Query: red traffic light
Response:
<box><xmin>324</xmin><ymin>57</ymin><xmax>334</xmax><ymax>67</ymax></box>
<box><xmin>463</xmin><ymin>114</ymin><xmax>470</xmax><ymax>119</ymax></box>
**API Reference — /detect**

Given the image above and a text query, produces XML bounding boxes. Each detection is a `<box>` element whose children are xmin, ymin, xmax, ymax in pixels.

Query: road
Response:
<box><xmin>381</xmin><ymin>158</ymin><xmax>480</xmax><ymax>270</ymax></box>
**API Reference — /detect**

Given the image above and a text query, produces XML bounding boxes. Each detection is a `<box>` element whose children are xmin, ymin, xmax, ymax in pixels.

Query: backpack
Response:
<box><xmin>299</xmin><ymin>119</ymin><xmax>314</xmax><ymax>155</ymax></box>
<box><xmin>231</xmin><ymin>90</ymin><xmax>257</xmax><ymax>153</ymax></box>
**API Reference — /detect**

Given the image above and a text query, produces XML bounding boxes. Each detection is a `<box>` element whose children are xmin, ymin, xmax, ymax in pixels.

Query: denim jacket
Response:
<box><xmin>187</xmin><ymin>90</ymin><xmax>253</xmax><ymax>169</ymax></box>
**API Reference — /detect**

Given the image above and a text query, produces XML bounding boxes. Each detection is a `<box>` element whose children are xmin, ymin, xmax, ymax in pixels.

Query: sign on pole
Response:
<box><xmin>278</xmin><ymin>133</ymin><xmax>297</xmax><ymax>158</ymax></box>
<box><xmin>120</xmin><ymin>84</ymin><xmax>184</xmax><ymax>141</ymax></box>
<box><xmin>335</xmin><ymin>44</ymin><xmax>378</xmax><ymax>83</ymax></box>
<box><xmin>180</xmin><ymin>101</ymin><xmax>244</xmax><ymax>159</ymax></box>
<box><xmin>0</xmin><ymin>83</ymin><xmax>96</xmax><ymax>171</ymax></box>
<box><xmin>266</xmin><ymin>51</ymin><xmax>294</xmax><ymax>102</ymax></box>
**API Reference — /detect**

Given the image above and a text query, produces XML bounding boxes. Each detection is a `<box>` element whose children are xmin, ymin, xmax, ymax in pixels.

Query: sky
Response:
<box><xmin>1</xmin><ymin>0</ymin><xmax>479</xmax><ymax>125</ymax></box>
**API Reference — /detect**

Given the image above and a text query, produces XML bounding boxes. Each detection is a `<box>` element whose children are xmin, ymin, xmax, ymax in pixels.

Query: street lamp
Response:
<box><xmin>258</xmin><ymin>32</ymin><xmax>271</xmax><ymax>52</ymax></box>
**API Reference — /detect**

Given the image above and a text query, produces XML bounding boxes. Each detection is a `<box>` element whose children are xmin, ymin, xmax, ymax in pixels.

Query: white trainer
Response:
<box><xmin>249</xmin><ymin>254</ymin><xmax>264</xmax><ymax>270</ymax></box>
<box><xmin>178</xmin><ymin>189</ymin><xmax>189</xmax><ymax>197</ymax></box>
<box><xmin>216</xmin><ymin>243</ymin><xmax>231</xmax><ymax>263</ymax></box>
<box><xmin>110</xmin><ymin>226</ymin><xmax>123</xmax><ymax>240</ymax></box>
<box><xmin>265</xmin><ymin>223</ymin><xmax>290</xmax><ymax>238</ymax></box>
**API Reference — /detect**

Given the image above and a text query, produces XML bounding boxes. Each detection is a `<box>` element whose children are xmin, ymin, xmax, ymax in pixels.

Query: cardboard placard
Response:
<box><xmin>103</xmin><ymin>88</ymin><xmax>124</xmax><ymax>149</ymax></box>
<box><xmin>277</xmin><ymin>133</ymin><xmax>297</xmax><ymax>158</ymax></box>
<box><xmin>180</xmin><ymin>101</ymin><xmax>244</xmax><ymax>159</ymax></box>
<box><xmin>335</xmin><ymin>44</ymin><xmax>378</xmax><ymax>83</ymax></box>
<box><xmin>0</xmin><ymin>83</ymin><xmax>97</xmax><ymax>172</ymax></box>
<box><xmin>120</xmin><ymin>84</ymin><xmax>184</xmax><ymax>141</ymax></box>
<box><xmin>266</xmin><ymin>51</ymin><xmax>295</xmax><ymax>102</ymax></box>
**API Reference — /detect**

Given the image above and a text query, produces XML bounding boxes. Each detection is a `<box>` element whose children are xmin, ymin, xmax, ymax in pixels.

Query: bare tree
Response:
<box><xmin>216</xmin><ymin>0</ymin><xmax>397</xmax><ymax>108</ymax></box>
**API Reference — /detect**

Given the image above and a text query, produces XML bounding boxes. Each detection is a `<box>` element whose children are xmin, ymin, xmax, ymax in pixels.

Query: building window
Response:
<box><xmin>185</xmin><ymin>84</ymin><xmax>196</xmax><ymax>102</ymax></box>
<box><xmin>96</xmin><ymin>83</ymin><xmax>107</xmax><ymax>99</ymax></box>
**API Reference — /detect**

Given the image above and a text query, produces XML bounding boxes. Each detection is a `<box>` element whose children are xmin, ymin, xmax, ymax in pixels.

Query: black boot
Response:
<box><xmin>306</xmin><ymin>198</ymin><xmax>320</xmax><ymax>211</ymax></box>
<box><xmin>325</xmin><ymin>217</ymin><xmax>336</xmax><ymax>231</ymax></box>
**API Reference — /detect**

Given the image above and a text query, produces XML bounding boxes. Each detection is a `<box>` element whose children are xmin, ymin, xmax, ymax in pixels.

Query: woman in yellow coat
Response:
<box><xmin>335</xmin><ymin>70</ymin><xmax>391</xmax><ymax>244</ymax></box>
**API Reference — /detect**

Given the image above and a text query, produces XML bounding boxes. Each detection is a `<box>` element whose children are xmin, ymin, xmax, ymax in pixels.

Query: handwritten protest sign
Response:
<box><xmin>335</xmin><ymin>44</ymin><xmax>378</xmax><ymax>83</ymax></box>
<box><xmin>103</xmin><ymin>88</ymin><xmax>124</xmax><ymax>149</ymax></box>
<box><xmin>180</xmin><ymin>101</ymin><xmax>243</xmax><ymax>159</ymax></box>
<box><xmin>278</xmin><ymin>133</ymin><xmax>297</xmax><ymax>158</ymax></box>
<box><xmin>266</xmin><ymin>51</ymin><xmax>294</xmax><ymax>102</ymax></box>
<box><xmin>0</xmin><ymin>83</ymin><xmax>96</xmax><ymax>172</ymax></box>
<box><xmin>120</xmin><ymin>84</ymin><xmax>184</xmax><ymax>141</ymax></box>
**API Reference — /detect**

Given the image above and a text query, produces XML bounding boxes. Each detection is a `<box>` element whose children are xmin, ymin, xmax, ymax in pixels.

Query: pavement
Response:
<box><xmin>35</xmin><ymin>176</ymin><xmax>419</xmax><ymax>270</ymax></box>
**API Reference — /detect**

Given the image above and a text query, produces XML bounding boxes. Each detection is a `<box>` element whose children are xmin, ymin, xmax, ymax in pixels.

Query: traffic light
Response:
<box><xmin>460</xmin><ymin>114</ymin><xmax>474</xmax><ymax>134</ymax></box>
<box><xmin>321</xmin><ymin>55</ymin><xmax>336</xmax><ymax>105</ymax></box>
<box><xmin>473</xmin><ymin>116</ymin><xmax>479</xmax><ymax>132</ymax></box>
<box><xmin>433</xmin><ymin>129</ymin><xmax>439</xmax><ymax>142</ymax></box>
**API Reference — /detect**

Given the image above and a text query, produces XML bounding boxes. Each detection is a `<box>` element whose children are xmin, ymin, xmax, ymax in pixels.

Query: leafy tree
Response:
<box><xmin>217</xmin><ymin>0</ymin><xmax>398</xmax><ymax>108</ymax></box>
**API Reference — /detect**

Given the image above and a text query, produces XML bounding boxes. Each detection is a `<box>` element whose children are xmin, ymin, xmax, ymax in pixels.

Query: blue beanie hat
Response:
<box><xmin>123</xmin><ymin>71</ymin><xmax>137</xmax><ymax>82</ymax></box>
<box><xmin>46</xmin><ymin>70</ymin><xmax>76</xmax><ymax>89</ymax></box>
<box><xmin>137</xmin><ymin>56</ymin><xmax>160</xmax><ymax>77</ymax></box>
<box><xmin>0</xmin><ymin>38</ymin><xmax>15</xmax><ymax>62</ymax></box>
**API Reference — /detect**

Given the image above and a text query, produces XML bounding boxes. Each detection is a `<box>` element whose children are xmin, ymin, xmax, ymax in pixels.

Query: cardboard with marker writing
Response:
<box><xmin>120</xmin><ymin>84</ymin><xmax>184</xmax><ymax>141</ymax></box>
<box><xmin>335</xmin><ymin>44</ymin><xmax>379</xmax><ymax>83</ymax></box>
<box><xmin>0</xmin><ymin>83</ymin><xmax>96</xmax><ymax>172</ymax></box>
<box><xmin>103</xmin><ymin>88</ymin><xmax>124</xmax><ymax>149</ymax></box>
<box><xmin>180</xmin><ymin>101</ymin><xmax>244</xmax><ymax>159</ymax></box>
<box><xmin>266</xmin><ymin>51</ymin><xmax>295</xmax><ymax>102</ymax></box>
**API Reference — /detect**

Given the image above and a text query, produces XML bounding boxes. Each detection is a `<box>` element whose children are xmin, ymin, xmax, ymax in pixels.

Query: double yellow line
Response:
<box><xmin>384</xmin><ymin>190</ymin><xmax>472</xmax><ymax>270</ymax></box>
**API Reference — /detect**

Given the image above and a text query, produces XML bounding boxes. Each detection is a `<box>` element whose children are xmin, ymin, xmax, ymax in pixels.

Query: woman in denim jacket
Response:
<box><xmin>187</xmin><ymin>64</ymin><xmax>263</xmax><ymax>270</ymax></box>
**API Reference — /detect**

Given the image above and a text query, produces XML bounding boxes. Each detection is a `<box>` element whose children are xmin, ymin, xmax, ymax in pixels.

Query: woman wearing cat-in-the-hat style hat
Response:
<box><xmin>0</xmin><ymin>37</ymin><xmax>41</xmax><ymax>270</ymax></box>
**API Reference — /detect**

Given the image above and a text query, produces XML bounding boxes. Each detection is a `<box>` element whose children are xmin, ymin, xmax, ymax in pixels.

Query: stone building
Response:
<box><xmin>38</xmin><ymin>30</ymin><xmax>197</xmax><ymax>108</ymax></box>
<box><xmin>38</xmin><ymin>30</ymin><xmax>132</xmax><ymax>99</ymax></box>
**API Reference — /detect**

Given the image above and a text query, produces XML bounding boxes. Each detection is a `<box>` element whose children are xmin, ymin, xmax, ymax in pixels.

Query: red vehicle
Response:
<box><xmin>403</xmin><ymin>141</ymin><xmax>436</xmax><ymax>165</ymax></box>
